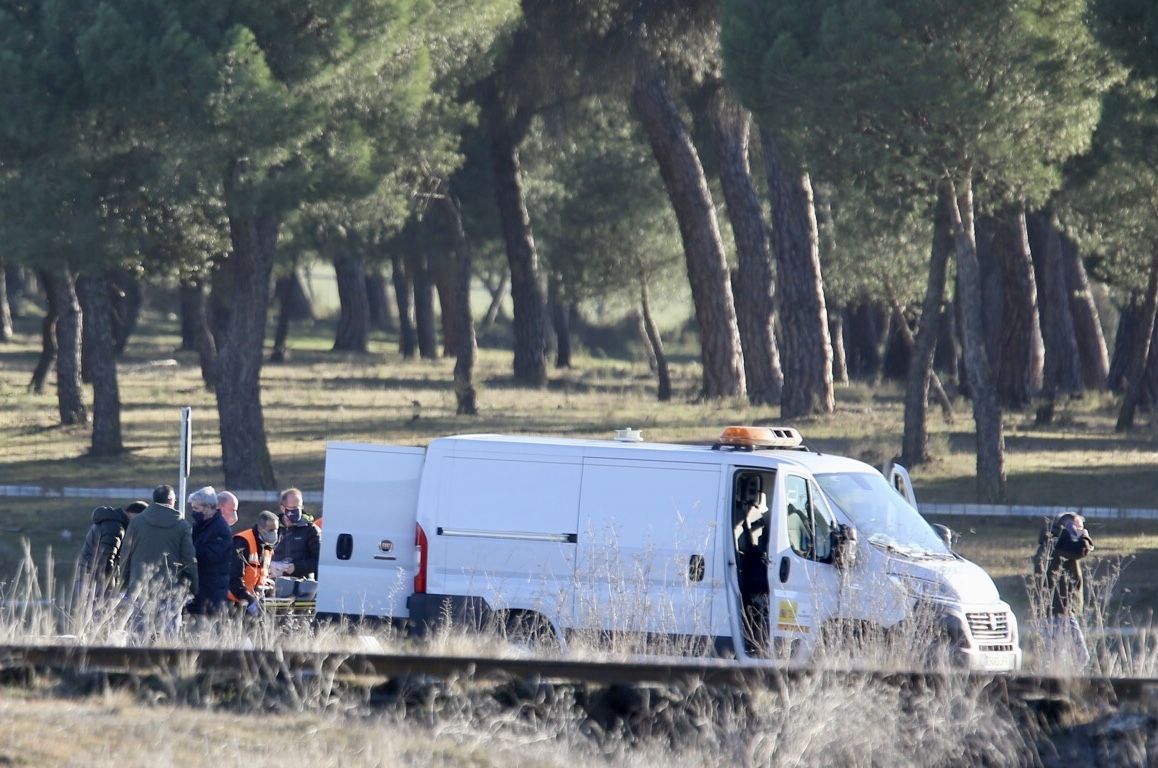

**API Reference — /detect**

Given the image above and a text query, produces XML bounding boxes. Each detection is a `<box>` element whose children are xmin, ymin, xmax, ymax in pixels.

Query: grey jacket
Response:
<box><xmin>119</xmin><ymin>502</ymin><xmax>199</xmax><ymax>597</ymax></box>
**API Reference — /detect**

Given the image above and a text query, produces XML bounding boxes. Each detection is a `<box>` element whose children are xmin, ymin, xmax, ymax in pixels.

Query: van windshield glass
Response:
<box><xmin>814</xmin><ymin>472</ymin><xmax>950</xmax><ymax>557</ymax></box>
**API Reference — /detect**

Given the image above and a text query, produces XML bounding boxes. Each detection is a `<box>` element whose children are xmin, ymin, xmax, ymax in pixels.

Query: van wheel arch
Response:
<box><xmin>501</xmin><ymin>609</ymin><xmax>559</xmax><ymax>652</ymax></box>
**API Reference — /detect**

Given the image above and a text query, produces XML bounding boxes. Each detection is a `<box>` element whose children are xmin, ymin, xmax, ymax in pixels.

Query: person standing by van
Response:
<box><xmin>1034</xmin><ymin>512</ymin><xmax>1094</xmax><ymax>669</ymax></box>
<box><xmin>229</xmin><ymin>510</ymin><xmax>280</xmax><ymax>616</ymax></box>
<box><xmin>186</xmin><ymin>486</ymin><xmax>234</xmax><ymax>617</ymax></box>
<box><xmin>272</xmin><ymin>487</ymin><xmax>320</xmax><ymax>579</ymax></box>
<box><xmin>75</xmin><ymin>500</ymin><xmax>146</xmax><ymax>601</ymax></box>
<box><xmin>118</xmin><ymin>485</ymin><xmax>198</xmax><ymax>637</ymax></box>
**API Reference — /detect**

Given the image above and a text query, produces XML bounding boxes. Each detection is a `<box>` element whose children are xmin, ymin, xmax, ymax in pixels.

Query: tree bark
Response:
<box><xmin>994</xmin><ymin>205</ymin><xmax>1044</xmax><ymax>409</ymax></box>
<box><xmin>390</xmin><ymin>250</ymin><xmax>418</xmax><ymax>359</ymax></box>
<box><xmin>1108</xmin><ymin>299</ymin><xmax>1137</xmax><ymax>393</ymax></box>
<box><xmin>41</xmin><ymin>267</ymin><xmax>87</xmax><ymax>425</ymax></box>
<box><xmin>366</xmin><ymin>268</ymin><xmax>395</xmax><ymax>333</ymax></box>
<box><xmin>179</xmin><ymin>278</ymin><xmax>217</xmax><ymax>388</ymax></box>
<box><xmin>945</xmin><ymin>177</ymin><xmax>1006</xmax><ymax>502</ymax></box>
<box><xmin>1116</xmin><ymin>251</ymin><xmax>1158</xmax><ymax>431</ymax></box>
<box><xmin>216</xmin><ymin>210</ymin><xmax>278</xmax><ymax>490</ymax></box>
<box><xmin>760</xmin><ymin>129</ymin><xmax>834</xmax><ymax>417</ymax></box>
<box><xmin>29</xmin><ymin>271</ymin><xmax>58</xmax><ymax>394</ymax></box>
<box><xmin>437</xmin><ymin>194</ymin><xmax>479</xmax><ymax>415</ymax></box>
<box><xmin>548</xmin><ymin>273</ymin><xmax>572</xmax><ymax>369</ymax></box>
<box><xmin>480</xmin><ymin>80</ymin><xmax>548</xmax><ymax>386</ymax></box>
<box><xmin>0</xmin><ymin>261</ymin><xmax>11</xmax><ymax>342</ymax></box>
<box><xmin>479</xmin><ymin>269</ymin><xmax>509</xmax><ymax>336</ymax></box>
<box><xmin>640</xmin><ymin>279</ymin><xmax>672</xmax><ymax>402</ymax></box>
<box><xmin>76</xmin><ymin>271</ymin><xmax>124</xmax><ymax>456</ymax></box>
<box><xmin>332</xmin><ymin>245</ymin><xmax>371</xmax><ymax>353</ymax></box>
<box><xmin>1038</xmin><ymin>212</ymin><xmax>1083</xmax><ymax>415</ymax></box>
<box><xmin>633</xmin><ymin>65</ymin><xmax>745</xmax><ymax>399</ymax></box>
<box><xmin>270</xmin><ymin>276</ymin><xmax>293</xmax><ymax>363</ymax></box>
<box><xmin>711</xmin><ymin>89</ymin><xmax>782</xmax><ymax>404</ymax></box>
<box><xmin>109</xmin><ymin>268</ymin><xmax>141</xmax><ymax>356</ymax></box>
<box><xmin>829</xmin><ymin>310</ymin><xmax>849</xmax><ymax>385</ymax></box>
<box><xmin>1061</xmin><ymin>236</ymin><xmax>1109</xmax><ymax>390</ymax></box>
<box><xmin>901</xmin><ymin>194</ymin><xmax>954</xmax><ymax>466</ymax></box>
<box><xmin>408</xmin><ymin>249</ymin><xmax>438</xmax><ymax>360</ymax></box>
<box><xmin>432</xmin><ymin>248</ymin><xmax>459</xmax><ymax>359</ymax></box>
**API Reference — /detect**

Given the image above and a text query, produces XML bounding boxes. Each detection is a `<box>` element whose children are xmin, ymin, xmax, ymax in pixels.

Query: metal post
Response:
<box><xmin>178</xmin><ymin>406</ymin><xmax>192</xmax><ymax>518</ymax></box>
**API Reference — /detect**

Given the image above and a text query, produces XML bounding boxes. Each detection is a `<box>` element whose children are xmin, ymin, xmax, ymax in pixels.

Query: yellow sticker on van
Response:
<box><xmin>777</xmin><ymin>599</ymin><xmax>798</xmax><ymax>624</ymax></box>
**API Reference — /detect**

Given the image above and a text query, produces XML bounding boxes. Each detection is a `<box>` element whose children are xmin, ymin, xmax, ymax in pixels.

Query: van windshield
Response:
<box><xmin>814</xmin><ymin>471</ymin><xmax>951</xmax><ymax>558</ymax></box>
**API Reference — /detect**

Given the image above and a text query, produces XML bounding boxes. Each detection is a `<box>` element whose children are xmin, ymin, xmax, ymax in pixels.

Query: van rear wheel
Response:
<box><xmin>503</xmin><ymin>611</ymin><xmax>557</xmax><ymax>654</ymax></box>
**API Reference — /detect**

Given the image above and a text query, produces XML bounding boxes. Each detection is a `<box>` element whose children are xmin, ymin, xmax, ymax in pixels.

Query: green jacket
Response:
<box><xmin>119</xmin><ymin>502</ymin><xmax>199</xmax><ymax>598</ymax></box>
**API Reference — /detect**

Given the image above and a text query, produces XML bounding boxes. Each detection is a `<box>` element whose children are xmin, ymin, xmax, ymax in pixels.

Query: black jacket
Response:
<box><xmin>76</xmin><ymin>506</ymin><xmax>130</xmax><ymax>593</ymax></box>
<box><xmin>273</xmin><ymin>521</ymin><xmax>321</xmax><ymax>578</ymax></box>
<box><xmin>188</xmin><ymin>511</ymin><xmax>234</xmax><ymax>614</ymax></box>
<box><xmin>1035</xmin><ymin>522</ymin><xmax>1094</xmax><ymax>618</ymax></box>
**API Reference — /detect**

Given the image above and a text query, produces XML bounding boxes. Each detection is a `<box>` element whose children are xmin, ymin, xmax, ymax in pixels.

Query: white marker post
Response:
<box><xmin>178</xmin><ymin>406</ymin><xmax>192</xmax><ymax>518</ymax></box>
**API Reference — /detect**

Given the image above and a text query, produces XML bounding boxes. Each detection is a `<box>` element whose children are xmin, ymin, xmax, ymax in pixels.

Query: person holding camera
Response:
<box><xmin>1034</xmin><ymin>511</ymin><xmax>1094</xmax><ymax>669</ymax></box>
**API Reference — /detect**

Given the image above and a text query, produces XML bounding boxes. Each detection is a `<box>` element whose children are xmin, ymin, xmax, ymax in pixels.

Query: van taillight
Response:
<box><xmin>414</xmin><ymin>523</ymin><xmax>428</xmax><ymax>594</ymax></box>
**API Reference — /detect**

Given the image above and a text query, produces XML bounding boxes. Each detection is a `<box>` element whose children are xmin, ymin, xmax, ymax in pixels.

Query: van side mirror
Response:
<box><xmin>832</xmin><ymin>524</ymin><xmax>858</xmax><ymax>570</ymax></box>
<box><xmin>931</xmin><ymin>523</ymin><xmax>954</xmax><ymax>551</ymax></box>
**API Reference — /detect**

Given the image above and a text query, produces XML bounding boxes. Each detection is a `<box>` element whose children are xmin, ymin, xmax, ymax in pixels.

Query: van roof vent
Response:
<box><xmin>614</xmin><ymin>428</ymin><xmax>644</xmax><ymax>443</ymax></box>
<box><xmin>713</xmin><ymin>425</ymin><xmax>805</xmax><ymax>451</ymax></box>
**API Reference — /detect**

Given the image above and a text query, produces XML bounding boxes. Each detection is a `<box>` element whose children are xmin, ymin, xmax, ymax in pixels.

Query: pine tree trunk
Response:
<box><xmin>390</xmin><ymin>251</ymin><xmax>418</xmax><ymax>359</ymax></box>
<box><xmin>270</xmin><ymin>276</ymin><xmax>293</xmax><ymax>363</ymax></box>
<box><xmin>995</xmin><ymin>205</ymin><xmax>1044</xmax><ymax>409</ymax></box>
<box><xmin>1061</xmin><ymin>235</ymin><xmax>1109</xmax><ymax>390</ymax></box>
<box><xmin>480</xmin><ymin>81</ymin><xmax>548</xmax><ymax>386</ymax></box>
<box><xmin>408</xmin><ymin>249</ymin><xmax>438</xmax><ymax>360</ymax></box>
<box><xmin>711</xmin><ymin>90</ymin><xmax>781</xmax><ymax>404</ymax></box>
<box><xmin>633</xmin><ymin>65</ymin><xmax>745</xmax><ymax>399</ymax></box>
<box><xmin>1108</xmin><ymin>299</ymin><xmax>1136</xmax><ymax>393</ymax></box>
<box><xmin>548</xmin><ymin>273</ymin><xmax>572</xmax><ymax>369</ymax></box>
<box><xmin>332</xmin><ymin>245</ymin><xmax>371</xmax><ymax>353</ymax></box>
<box><xmin>216</xmin><ymin>210</ymin><xmax>278</xmax><ymax>490</ymax></box>
<box><xmin>29</xmin><ymin>270</ymin><xmax>58</xmax><ymax>394</ymax></box>
<box><xmin>110</xmin><ymin>268</ymin><xmax>141</xmax><ymax>356</ymax></box>
<box><xmin>760</xmin><ymin>129</ymin><xmax>834</xmax><ymax>417</ymax></box>
<box><xmin>433</xmin><ymin>249</ymin><xmax>459</xmax><ymax>359</ymax></box>
<box><xmin>640</xmin><ymin>280</ymin><xmax>672</xmax><ymax>402</ymax></box>
<box><xmin>901</xmin><ymin>195</ymin><xmax>953</xmax><ymax>467</ymax></box>
<box><xmin>179</xmin><ymin>278</ymin><xmax>217</xmax><ymax>385</ymax></box>
<box><xmin>829</xmin><ymin>311</ymin><xmax>849</xmax><ymax>385</ymax></box>
<box><xmin>42</xmin><ymin>267</ymin><xmax>87</xmax><ymax>425</ymax></box>
<box><xmin>0</xmin><ymin>261</ymin><xmax>12</xmax><ymax>342</ymax></box>
<box><xmin>76</xmin><ymin>271</ymin><xmax>123</xmax><ymax>456</ymax></box>
<box><xmin>437</xmin><ymin>195</ymin><xmax>479</xmax><ymax>416</ymax></box>
<box><xmin>208</xmin><ymin>259</ymin><xmax>232</xmax><ymax>356</ymax></box>
<box><xmin>179</xmin><ymin>280</ymin><xmax>199</xmax><ymax>351</ymax></box>
<box><xmin>1039</xmin><ymin>212</ymin><xmax>1083</xmax><ymax>411</ymax></box>
<box><xmin>366</xmin><ymin>268</ymin><xmax>395</xmax><ymax>333</ymax></box>
<box><xmin>946</xmin><ymin>178</ymin><xmax>1006</xmax><ymax>502</ymax></box>
<box><xmin>479</xmin><ymin>270</ymin><xmax>509</xmax><ymax>335</ymax></box>
<box><xmin>1117</xmin><ymin>250</ymin><xmax>1158</xmax><ymax>431</ymax></box>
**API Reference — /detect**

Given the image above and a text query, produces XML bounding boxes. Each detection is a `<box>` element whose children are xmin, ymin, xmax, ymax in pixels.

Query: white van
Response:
<box><xmin>316</xmin><ymin>427</ymin><xmax>1021</xmax><ymax>670</ymax></box>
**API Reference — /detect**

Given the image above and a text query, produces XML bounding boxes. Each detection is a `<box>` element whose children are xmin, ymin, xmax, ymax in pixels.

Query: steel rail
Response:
<box><xmin>0</xmin><ymin>643</ymin><xmax>1155</xmax><ymax>703</ymax></box>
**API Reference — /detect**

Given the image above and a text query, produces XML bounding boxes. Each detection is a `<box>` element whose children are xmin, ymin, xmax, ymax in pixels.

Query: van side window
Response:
<box><xmin>810</xmin><ymin>481</ymin><xmax>837</xmax><ymax>564</ymax></box>
<box><xmin>785</xmin><ymin>476</ymin><xmax>812</xmax><ymax>558</ymax></box>
<box><xmin>785</xmin><ymin>476</ymin><xmax>838</xmax><ymax>564</ymax></box>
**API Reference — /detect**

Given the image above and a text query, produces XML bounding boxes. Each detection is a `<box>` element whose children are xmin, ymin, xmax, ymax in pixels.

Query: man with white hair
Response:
<box><xmin>217</xmin><ymin>491</ymin><xmax>239</xmax><ymax>528</ymax></box>
<box><xmin>187</xmin><ymin>486</ymin><xmax>234</xmax><ymax>616</ymax></box>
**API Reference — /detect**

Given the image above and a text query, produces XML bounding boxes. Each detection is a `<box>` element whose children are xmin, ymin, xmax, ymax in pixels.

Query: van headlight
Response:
<box><xmin>888</xmin><ymin>573</ymin><xmax>956</xmax><ymax>602</ymax></box>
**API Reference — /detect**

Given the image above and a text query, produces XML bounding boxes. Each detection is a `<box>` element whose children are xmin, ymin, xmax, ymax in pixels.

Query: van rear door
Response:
<box><xmin>315</xmin><ymin>442</ymin><xmax>425</xmax><ymax>619</ymax></box>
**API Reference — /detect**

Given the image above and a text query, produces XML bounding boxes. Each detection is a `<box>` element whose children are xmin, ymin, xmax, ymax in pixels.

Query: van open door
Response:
<box><xmin>886</xmin><ymin>462</ymin><xmax>917</xmax><ymax>508</ymax></box>
<box><xmin>315</xmin><ymin>443</ymin><xmax>425</xmax><ymax>620</ymax></box>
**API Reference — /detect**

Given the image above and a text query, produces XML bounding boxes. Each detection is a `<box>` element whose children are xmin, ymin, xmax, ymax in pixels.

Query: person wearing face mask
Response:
<box><xmin>186</xmin><ymin>486</ymin><xmax>234</xmax><ymax>618</ymax></box>
<box><xmin>228</xmin><ymin>510</ymin><xmax>280</xmax><ymax>616</ymax></box>
<box><xmin>1033</xmin><ymin>511</ymin><xmax>1095</xmax><ymax>669</ymax></box>
<box><xmin>271</xmin><ymin>487</ymin><xmax>320</xmax><ymax>580</ymax></box>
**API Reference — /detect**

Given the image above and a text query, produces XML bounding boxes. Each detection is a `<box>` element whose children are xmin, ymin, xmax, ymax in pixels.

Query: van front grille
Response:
<box><xmin>980</xmin><ymin>644</ymin><xmax>1014</xmax><ymax>653</ymax></box>
<box><xmin>966</xmin><ymin>611</ymin><xmax>1009</xmax><ymax>641</ymax></box>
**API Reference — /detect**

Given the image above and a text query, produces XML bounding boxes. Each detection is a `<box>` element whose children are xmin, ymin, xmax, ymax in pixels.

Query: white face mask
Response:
<box><xmin>259</xmin><ymin>529</ymin><xmax>279</xmax><ymax>546</ymax></box>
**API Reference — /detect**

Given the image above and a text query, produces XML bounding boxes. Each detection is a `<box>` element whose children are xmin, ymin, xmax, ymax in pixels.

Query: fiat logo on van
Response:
<box><xmin>379</xmin><ymin>540</ymin><xmax>393</xmax><ymax>553</ymax></box>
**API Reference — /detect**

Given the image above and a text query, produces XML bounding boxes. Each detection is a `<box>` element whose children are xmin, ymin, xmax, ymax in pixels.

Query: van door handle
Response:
<box><xmin>336</xmin><ymin>533</ymin><xmax>353</xmax><ymax>561</ymax></box>
<box><xmin>688</xmin><ymin>554</ymin><xmax>705</xmax><ymax>582</ymax></box>
<box><xmin>779</xmin><ymin>556</ymin><xmax>790</xmax><ymax>583</ymax></box>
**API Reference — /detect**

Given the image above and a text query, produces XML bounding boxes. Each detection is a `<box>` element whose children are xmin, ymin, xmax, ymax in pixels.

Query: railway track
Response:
<box><xmin>0</xmin><ymin>642</ymin><xmax>1154</xmax><ymax>705</ymax></box>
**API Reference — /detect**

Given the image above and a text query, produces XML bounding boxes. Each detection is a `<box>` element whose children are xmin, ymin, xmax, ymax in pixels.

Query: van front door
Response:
<box><xmin>766</xmin><ymin>473</ymin><xmax>842</xmax><ymax>661</ymax></box>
